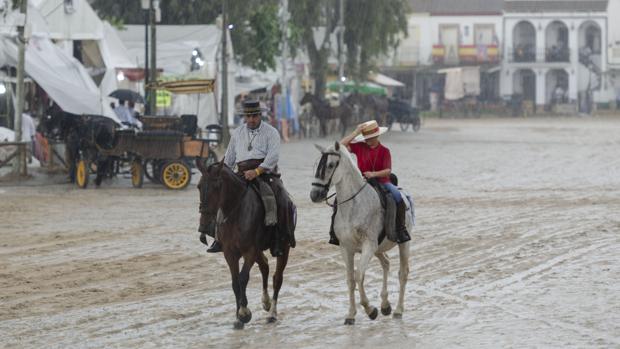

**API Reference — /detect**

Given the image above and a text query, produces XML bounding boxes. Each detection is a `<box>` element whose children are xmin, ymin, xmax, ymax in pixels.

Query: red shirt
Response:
<box><xmin>349</xmin><ymin>142</ymin><xmax>392</xmax><ymax>184</ymax></box>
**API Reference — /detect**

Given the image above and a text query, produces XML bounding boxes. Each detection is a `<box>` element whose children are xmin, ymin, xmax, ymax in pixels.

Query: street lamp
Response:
<box><xmin>141</xmin><ymin>0</ymin><xmax>150</xmax><ymax>114</ymax></box>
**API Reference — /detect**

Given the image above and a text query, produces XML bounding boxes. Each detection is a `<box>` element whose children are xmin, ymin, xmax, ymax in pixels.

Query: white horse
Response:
<box><xmin>310</xmin><ymin>142</ymin><xmax>412</xmax><ymax>325</ymax></box>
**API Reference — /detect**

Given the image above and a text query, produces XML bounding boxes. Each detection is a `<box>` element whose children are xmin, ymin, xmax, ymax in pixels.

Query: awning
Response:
<box><xmin>155</xmin><ymin>79</ymin><xmax>216</xmax><ymax>94</ymax></box>
<box><xmin>368</xmin><ymin>73</ymin><xmax>405</xmax><ymax>87</ymax></box>
<box><xmin>327</xmin><ymin>81</ymin><xmax>387</xmax><ymax>96</ymax></box>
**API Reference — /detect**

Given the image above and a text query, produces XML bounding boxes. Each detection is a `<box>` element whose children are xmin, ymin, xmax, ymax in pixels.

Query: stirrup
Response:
<box><xmin>329</xmin><ymin>233</ymin><xmax>340</xmax><ymax>246</ymax></box>
<box><xmin>396</xmin><ymin>228</ymin><xmax>411</xmax><ymax>244</ymax></box>
<box><xmin>206</xmin><ymin>240</ymin><xmax>223</xmax><ymax>253</ymax></box>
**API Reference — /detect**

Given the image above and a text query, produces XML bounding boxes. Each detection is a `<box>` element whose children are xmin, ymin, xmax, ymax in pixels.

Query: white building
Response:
<box><xmin>501</xmin><ymin>0</ymin><xmax>610</xmax><ymax>112</ymax></box>
<box><xmin>385</xmin><ymin>0</ymin><xmax>504</xmax><ymax>108</ymax></box>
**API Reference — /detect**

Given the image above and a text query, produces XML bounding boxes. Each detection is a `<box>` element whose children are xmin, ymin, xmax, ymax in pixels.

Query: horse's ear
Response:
<box><xmin>314</xmin><ymin>144</ymin><xmax>326</xmax><ymax>153</ymax></box>
<box><xmin>196</xmin><ymin>158</ymin><xmax>207</xmax><ymax>174</ymax></box>
<box><xmin>334</xmin><ymin>141</ymin><xmax>340</xmax><ymax>151</ymax></box>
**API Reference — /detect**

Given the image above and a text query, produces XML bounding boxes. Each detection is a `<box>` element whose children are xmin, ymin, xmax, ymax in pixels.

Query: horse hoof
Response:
<box><xmin>381</xmin><ymin>305</ymin><xmax>392</xmax><ymax>316</ymax></box>
<box><xmin>233</xmin><ymin>321</ymin><xmax>245</xmax><ymax>330</ymax></box>
<box><xmin>344</xmin><ymin>318</ymin><xmax>355</xmax><ymax>325</ymax></box>
<box><xmin>266</xmin><ymin>316</ymin><xmax>277</xmax><ymax>324</ymax></box>
<box><xmin>262</xmin><ymin>301</ymin><xmax>271</xmax><ymax>312</ymax></box>
<box><xmin>238</xmin><ymin>309</ymin><xmax>252</xmax><ymax>324</ymax></box>
<box><xmin>393</xmin><ymin>312</ymin><xmax>402</xmax><ymax>319</ymax></box>
<box><xmin>368</xmin><ymin>307</ymin><xmax>378</xmax><ymax>320</ymax></box>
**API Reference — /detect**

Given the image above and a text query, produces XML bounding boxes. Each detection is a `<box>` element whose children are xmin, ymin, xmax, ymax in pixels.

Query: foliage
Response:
<box><xmin>290</xmin><ymin>0</ymin><xmax>408</xmax><ymax>97</ymax></box>
<box><xmin>344</xmin><ymin>0</ymin><xmax>409</xmax><ymax>82</ymax></box>
<box><xmin>229</xmin><ymin>1</ymin><xmax>281</xmax><ymax>72</ymax></box>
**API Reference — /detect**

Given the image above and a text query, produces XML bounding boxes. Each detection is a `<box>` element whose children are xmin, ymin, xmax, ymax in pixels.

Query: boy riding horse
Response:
<box><xmin>329</xmin><ymin>120</ymin><xmax>411</xmax><ymax>245</ymax></box>
<box><xmin>200</xmin><ymin>100</ymin><xmax>294</xmax><ymax>257</ymax></box>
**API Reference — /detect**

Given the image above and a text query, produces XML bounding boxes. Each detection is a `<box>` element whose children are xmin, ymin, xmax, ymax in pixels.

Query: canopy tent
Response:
<box><xmin>438</xmin><ymin>66</ymin><xmax>480</xmax><ymax>100</ymax></box>
<box><xmin>30</xmin><ymin>0</ymin><xmax>104</xmax><ymax>40</ymax></box>
<box><xmin>327</xmin><ymin>81</ymin><xmax>387</xmax><ymax>96</ymax></box>
<box><xmin>0</xmin><ymin>35</ymin><xmax>119</xmax><ymax>123</ymax></box>
<box><xmin>368</xmin><ymin>73</ymin><xmax>405</xmax><ymax>87</ymax></box>
<box><xmin>117</xmin><ymin>24</ymin><xmax>236</xmax><ymax>126</ymax></box>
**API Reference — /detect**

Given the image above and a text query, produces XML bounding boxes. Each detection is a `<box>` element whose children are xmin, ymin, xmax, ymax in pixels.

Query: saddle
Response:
<box><xmin>236</xmin><ymin>159</ymin><xmax>296</xmax><ymax>250</ymax></box>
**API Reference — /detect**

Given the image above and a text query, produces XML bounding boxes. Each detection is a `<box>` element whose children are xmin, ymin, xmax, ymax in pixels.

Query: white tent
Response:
<box><xmin>0</xmin><ymin>35</ymin><xmax>119</xmax><ymax>122</ymax></box>
<box><xmin>117</xmin><ymin>25</ymin><xmax>236</xmax><ymax>126</ymax></box>
<box><xmin>438</xmin><ymin>67</ymin><xmax>481</xmax><ymax>100</ymax></box>
<box><xmin>30</xmin><ymin>0</ymin><xmax>103</xmax><ymax>40</ymax></box>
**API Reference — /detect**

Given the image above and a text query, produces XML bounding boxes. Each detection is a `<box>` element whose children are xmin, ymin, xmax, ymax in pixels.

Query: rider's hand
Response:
<box><xmin>363</xmin><ymin>171</ymin><xmax>375</xmax><ymax>179</ymax></box>
<box><xmin>355</xmin><ymin>124</ymin><xmax>365</xmax><ymax>134</ymax></box>
<box><xmin>244</xmin><ymin>169</ymin><xmax>258</xmax><ymax>181</ymax></box>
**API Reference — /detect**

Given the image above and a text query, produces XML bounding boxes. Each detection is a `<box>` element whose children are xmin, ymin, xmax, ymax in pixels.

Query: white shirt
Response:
<box><xmin>224</xmin><ymin>121</ymin><xmax>281</xmax><ymax>171</ymax></box>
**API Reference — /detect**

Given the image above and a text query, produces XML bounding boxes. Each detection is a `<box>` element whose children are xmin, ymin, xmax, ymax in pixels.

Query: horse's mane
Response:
<box><xmin>333</xmin><ymin>144</ymin><xmax>363</xmax><ymax>180</ymax></box>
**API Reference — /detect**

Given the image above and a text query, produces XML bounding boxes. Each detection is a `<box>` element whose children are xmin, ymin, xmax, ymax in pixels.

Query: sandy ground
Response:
<box><xmin>1</xmin><ymin>117</ymin><xmax>619</xmax><ymax>348</ymax></box>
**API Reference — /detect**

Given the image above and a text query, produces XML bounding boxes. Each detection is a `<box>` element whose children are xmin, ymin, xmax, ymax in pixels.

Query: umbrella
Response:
<box><xmin>108</xmin><ymin>89</ymin><xmax>145</xmax><ymax>103</ymax></box>
<box><xmin>327</xmin><ymin>81</ymin><xmax>387</xmax><ymax>96</ymax></box>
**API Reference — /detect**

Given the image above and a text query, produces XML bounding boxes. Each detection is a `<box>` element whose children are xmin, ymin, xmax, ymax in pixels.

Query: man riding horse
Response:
<box><xmin>202</xmin><ymin>100</ymin><xmax>292</xmax><ymax>257</ymax></box>
<box><xmin>328</xmin><ymin>120</ymin><xmax>411</xmax><ymax>245</ymax></box>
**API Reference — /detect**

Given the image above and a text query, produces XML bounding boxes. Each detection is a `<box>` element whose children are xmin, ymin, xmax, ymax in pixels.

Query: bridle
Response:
<box><xmin>312</xmin><ymin>150</ymin><xmax>368</xmax><ymax>208</ymax></box>
<box><xmin>199</xmin><ymin>169</ymin><xmax>250</xmax><ymax>223</ymax></box>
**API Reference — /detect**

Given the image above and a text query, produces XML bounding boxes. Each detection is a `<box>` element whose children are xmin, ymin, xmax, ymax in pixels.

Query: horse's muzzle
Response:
<box><xmin>310</xmin><ymin>187</ymin><xmax>328</xmax><ymax>203</ymax></box>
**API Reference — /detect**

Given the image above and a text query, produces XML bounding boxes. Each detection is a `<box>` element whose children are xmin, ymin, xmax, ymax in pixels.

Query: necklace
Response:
<box><xmin>247</xmin><ymin>128</ymin><xmax>259</xmax><ymax>151</ymax></box>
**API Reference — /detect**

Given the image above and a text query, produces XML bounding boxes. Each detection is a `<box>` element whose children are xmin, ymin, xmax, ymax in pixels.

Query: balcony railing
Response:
<box><xmin>508</xmin><ymin>47</ymin><xmax>573</xmax><ymax>63</ymax></box>
<box><xmin>432</xmin><ymin>44</ymin><xmax>500</xmax><ymax>65</ymax></box>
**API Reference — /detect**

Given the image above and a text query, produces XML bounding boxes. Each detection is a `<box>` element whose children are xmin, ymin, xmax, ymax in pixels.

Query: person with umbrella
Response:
<box><xmin>109</xmin><ymin>89</ymin><xmax>144</xmax><ymax>129</ymax></box>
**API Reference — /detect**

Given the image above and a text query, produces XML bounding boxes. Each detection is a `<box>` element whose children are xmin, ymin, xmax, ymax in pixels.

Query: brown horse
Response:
<box><xmin>196</xmin><ymin>160</ymin><xmax>293</xmax><ymax>329</ymax></box>
<box><xmin>300</xmin><ymin>92</ymin><xmax>352</xmax><ymax>137</ymax></box>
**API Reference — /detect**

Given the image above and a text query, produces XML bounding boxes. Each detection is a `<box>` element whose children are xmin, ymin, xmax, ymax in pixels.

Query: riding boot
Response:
<box><xmin>395</xmin><ymin>200</ymin><xmax>411</xmax><ymax>244</ymax></box>
<box><xmin>206</xmin><ymin>239</ymin><xmax>223</xmax><ymax>253</ymax></box>
<box><xmin>328</xmin><ymin>204</ymin><xmax>340</xmax><ymax>245</ymax></box>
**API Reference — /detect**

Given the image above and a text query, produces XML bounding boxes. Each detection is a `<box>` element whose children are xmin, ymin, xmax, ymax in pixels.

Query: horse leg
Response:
<box><xmin>341</xmin><ymin>247</ymin><xmax>357</xmax><ymax>325</ymax></box>
<box><xmin>267</xmin><ymin>245</ymin><xmax>290</xmax><ymax>323</ymax></box>
<box><xmin>237</xmin><ymin>250</ymin><xmax>256</xmax><ymax>325</ymax></box>
<box><xmin>256</xmin><ymin>251</ymin><xmax>271</xmax><ymax>312</ymax></box>
<box><xmin>375</xmin><ymin>252</ymin><xmax>392</xmax><ymax>316</ymax></box>
<box><xmin>223</xmin><ymin>250</ymin><xmax>244</xmax><ymax>329</ymax></box>
<box><xmin>357</xmin><ymin>241</ymin><xmax>378</xmax><ymax>320</ymax></box>
<box><xmin>394</xmin><ymin>241</ymin><xmax>411</xmax><ymax>319</ymax></box>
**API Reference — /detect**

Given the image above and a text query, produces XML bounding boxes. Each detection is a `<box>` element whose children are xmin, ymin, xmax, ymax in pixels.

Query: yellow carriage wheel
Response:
<box><xmin>161</xmin><ymin>161</ymin><xmax>191</xmax><ymax>190</ymax></box>
<box><xmin>131</xmin><ymin>160</ymin><xmax>144</xmax><ymax>188</ymax></box>
<box><xmin>76</xmin><ymin>159</ymin><xmax>89</xmax><ymax>189</ymax></box>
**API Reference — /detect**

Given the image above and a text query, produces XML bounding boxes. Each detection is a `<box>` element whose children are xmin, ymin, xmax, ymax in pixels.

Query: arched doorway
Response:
<box><xmin>546</xmin><ymin>21</ymin><xmax>569</xmax><ymax>62</ymax></box>
<box><xmin>513</xmin><ymin>21</ymin><xmax>536</xmax><ymax>62</ymax></box>
<box><xmin>546</xmin><ymin>69</ymin><xmax>569</xmax><ymax>106</ymax></box>
<box><xmin>514</xmin><ymin>69</ymin><xmax>537</xmax><ymax>113</ymax></box>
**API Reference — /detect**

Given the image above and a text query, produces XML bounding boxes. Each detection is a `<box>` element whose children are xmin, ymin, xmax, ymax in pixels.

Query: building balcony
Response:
<box><xmin>508</xmin><ymin>47</ymin><xmax>572</xmax><ymax>64</ymax></box>
<box><xmin>432</xmin><ymin>44</ymin><xmax>500</xmax><ymax>65</ymax></box>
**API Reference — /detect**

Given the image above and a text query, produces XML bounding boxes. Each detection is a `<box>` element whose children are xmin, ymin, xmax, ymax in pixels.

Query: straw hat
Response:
<box><xmin>352</xmin><ymin>120</ymin><xmax>388</xmax><ymax>143</ymax></box>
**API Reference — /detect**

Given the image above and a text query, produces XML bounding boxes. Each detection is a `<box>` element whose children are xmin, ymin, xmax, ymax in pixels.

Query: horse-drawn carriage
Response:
<box><xmin>387</xmin><ymin>98</ymin><xmax>421</xmax><ymax>132</ymax></box>
<box><xmin>74</xmin><ymin>114</ymin><xmax>220</xmax><ymax>190</ymax></box>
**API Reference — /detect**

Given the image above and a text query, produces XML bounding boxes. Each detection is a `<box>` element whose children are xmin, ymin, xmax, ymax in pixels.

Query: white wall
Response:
<box><xmin>390</xmin><ymin>13</ymin><xmax>503</xmax><ymax>67</ymax></box>
<box><xmin>502</xmin><ymin>13</ymin><xmax>608</xmax><ymax>104</ymax></box>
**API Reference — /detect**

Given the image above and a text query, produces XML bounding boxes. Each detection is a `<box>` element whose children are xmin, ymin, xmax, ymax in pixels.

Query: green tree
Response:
<box><xmin>344</xmin><ymin>0</ymin><xmax>408</xmax><ymax>82</ymax></box>
<box><xmin>290</xmin><ymin>0</ymin><xmax>408</xmax><ymax>97</ymax></box>
<box><xmin>90</xmin><ymin>0</ymin><xmax>280</xmax><ymax>71</ymax></box>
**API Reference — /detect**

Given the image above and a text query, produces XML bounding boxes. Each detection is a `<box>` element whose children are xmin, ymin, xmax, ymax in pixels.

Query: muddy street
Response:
<box><xmin>1</xmin><ymin>117</ymin><xmax>619</xmax><ymax>348</ymax></box>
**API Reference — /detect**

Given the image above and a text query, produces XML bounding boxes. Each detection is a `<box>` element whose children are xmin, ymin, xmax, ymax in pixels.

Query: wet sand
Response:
<box><xmin>1</xmin><ymin>117</ymin><xmax>619</xmax><ymax>348</ymax></box>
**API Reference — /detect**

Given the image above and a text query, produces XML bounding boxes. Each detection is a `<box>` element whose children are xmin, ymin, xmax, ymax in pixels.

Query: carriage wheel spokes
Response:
<box><xmin>161</xmin><ymin>160</ymin><xmax>192</xmax><ymax>190</ymax></box>
<box><xmin>76</xmin><ymin>159</ymin><xmax>89</xmax><ymax>189</ymax></box>
<box><xmin>131</xmin><ymin>159</ymin><xmax>144</xmax><ymax>188</ymax></box>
